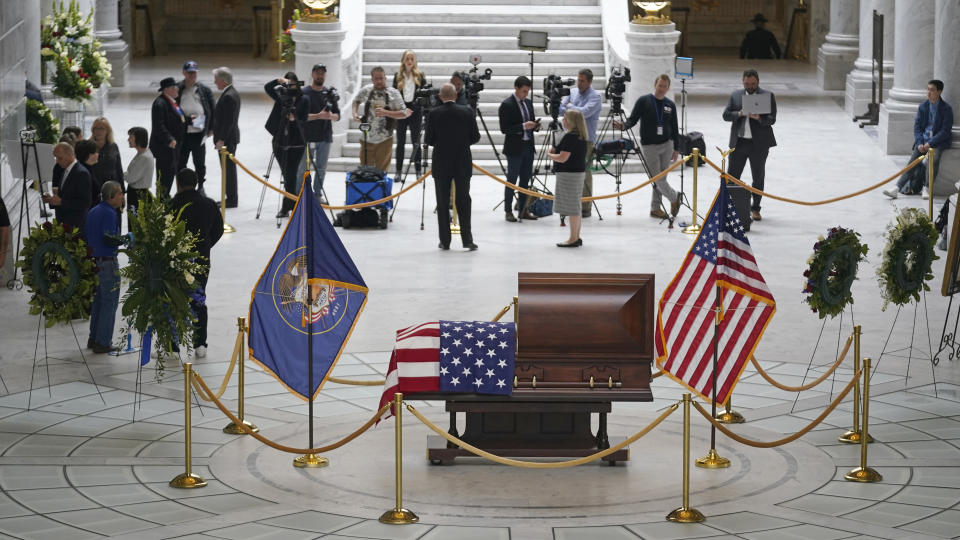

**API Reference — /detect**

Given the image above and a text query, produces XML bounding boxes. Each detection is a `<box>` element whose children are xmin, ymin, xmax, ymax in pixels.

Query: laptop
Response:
<box><xmin>742</xmin><ymin>92</ymin><xmax>771</xmax><ymax>115</ymax></box>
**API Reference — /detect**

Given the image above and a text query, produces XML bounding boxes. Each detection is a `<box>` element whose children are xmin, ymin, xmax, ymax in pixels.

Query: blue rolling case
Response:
<box><xmin>336</xmin><ymin>166</ymin><xmax>392</xmax><ymax>229</ymax></box>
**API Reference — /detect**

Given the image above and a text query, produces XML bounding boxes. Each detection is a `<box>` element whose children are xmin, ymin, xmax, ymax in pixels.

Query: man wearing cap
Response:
<box><xmin>740</xmin><ymin>13</ymin><xmax>781</xmax><ymax>60</ymax></box>
<box><xmin>297</xmin><ymin>63</ymin><xmax>340</xmax><ymax>199</ymax></box>
<box><xmin>149</xmin><ymin>77</ymin><xmax>186</xmax><ymax>198</ymax></box>
<box><xmin>177</xmin><ymin>61</ymin><xmax>216</xmax><ymax>193</ymax></box>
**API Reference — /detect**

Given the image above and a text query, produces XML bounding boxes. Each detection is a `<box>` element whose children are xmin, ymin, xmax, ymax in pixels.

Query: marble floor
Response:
<box><xmin>1</xmin><ymin>54</ymin><xmax>960</xmax><ymax>539</ymax></box>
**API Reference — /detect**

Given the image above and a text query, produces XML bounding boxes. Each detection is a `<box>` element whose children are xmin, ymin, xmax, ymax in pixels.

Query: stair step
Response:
<box><xmin>363</xmin><ymin>36</ymin><xmax>604</xmax><ymax>51</ymax></box>
<box><xmin>366</xmin><ymin>8</ymin><xmax>601</xmax><ymax>25</ymax></box>
<box><xmin>365</xmin><ymin>22</ymin><xmax>602</xmax><ymax>38</ymax></box>
<box><xmin>362</xmin><ymin>49</ymin><xmax>604</xmax><ymax>64</ymax></box>
<box><xmin>367</xmin><ymin>0</ymin><xmax>598</xmax><ymax>5</ymax></box>
<box><xmin>362</xmin><ymin>61</ymin><xmax>605</xmax><ymax>77</ymax></box>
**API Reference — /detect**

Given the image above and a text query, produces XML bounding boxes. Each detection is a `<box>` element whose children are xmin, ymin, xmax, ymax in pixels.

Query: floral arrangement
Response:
<box><xmin>802</xmin><ymin>227</ymin><xmax>869</xmax><ymax>319</ymax></box>
<box><xmin>17</xmin><ymin>220</ymin><xmax>97</xmax><ymax>327</ymax></box>
<box><xmin>877</xmin><ymin>208</ymin><xmax>939</xmax><ymax>310</ymax></box>
<box><xmin>41</xmin><ymin>0</ymin><xmax>112</xmax><ymax>100</ymax></box>
<box><xmin>120</xmin><ymin>194</ymin><xmax>206</xmax><ymax>375</ymax></box>
<box><xmin>26</xmin><ymin>99</ymin><xmax>62</xmax><ymax>144</ymax></box>
<box><xmin>278</xmin><ymin>7</ymin><xmax>309</xmax><ymax>62</ymax></box>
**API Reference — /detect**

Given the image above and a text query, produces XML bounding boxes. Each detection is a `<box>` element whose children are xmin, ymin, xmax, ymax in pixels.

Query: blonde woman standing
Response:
<box><xmin>547</xmin><ymin>109</ymin><xmax>588</xmax><ymax>247</ymax></box>
<box><xmin>393</xmin><ymin>49</ymin><xmax>427</xmax><ymax>180</ymax></box>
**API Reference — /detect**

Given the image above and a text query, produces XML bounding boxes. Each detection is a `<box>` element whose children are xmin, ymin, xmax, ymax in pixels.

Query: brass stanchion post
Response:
<box><xmin>715</xmin><ymin>393</ymin><xmax>745</xmax><ymax>424</ymax></box>
<box><xmin>668</xmin><ymin>394</ymin><xmax>705</xmax><ymax>523</ymax></box>
<box><xmin>219</xmin><ymin>147</ymin><xmax>235</xmax><ymax>233</ymax></box>
<box><xmin>840</xmin><ymin>326</ymin><xmax>871</xmax><ymax>444</ymax></box>
<box><xmin>512</xmin><ymin>296</ymin><xmax>519</xmax><ymax>326</ymax></box>
<box><xmin>682</xmin><ymin>148</ymin><xmax>702</xmax><ymax>234</ymax></box>
<box><xmin>845</xmin><ymin>358</ymin><xmax>882</xmax><ymax>483</ymax></box>
<box><xmin>379</xmin><ymin>393</ymin><xmax>418</xmax><ymax>524</ymax></box>
<box><xmin>224</xmin><ymin>317</ymin><xmax>259</xmax><ymax>435</ymax></box>
<box><xmin>170</xmin><ymin>363</ymin><xmax>207</xmax><ymax>488</ymax></box>
<box><xmin>927</xmin><ymin>148</ymin><xmax>935</xmax><ymax>218</ymax></box>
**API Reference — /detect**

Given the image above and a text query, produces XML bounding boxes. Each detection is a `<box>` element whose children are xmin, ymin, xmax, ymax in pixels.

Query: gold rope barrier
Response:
<box><xmin>691</xmin><ymin>370</ymin><xmax>860</xmax><ymax>448</ymax></box>
<box><xmin>472</xmin><ymin>154</ymin><xmax>690</xmax><ymax>203</ymax></box>
<box><xmin>406</xmin><ymin>401</ymin><xmax>678</xmax><ymax>468</ymax></box>
<box><xmin>191</xmin><ymin>331</ymin><xmax>243</xmax><ymax>402</ymax></box>
<box><xmin>702</xmin><ymin>154</ymin><xmax>926</xmax><ymax>206</ymax></box>
<box><xmin>749</xmin><ymin>335</ymin><xmax>852</xmax><ymax>392</ymax></box>
<box><xmin>192</xmin><ymin>372</ymin><xmax>391</xmax><ymax>454</ymax></box>
<box><xmin>225</xmin><ymin>151</ymin><xmax>429</xmax><ymax>210</ymax></box>
<box><xmin>327</xmin><ymin>376</ymin><xmax>386</xmax><ymax>386</ymax></box>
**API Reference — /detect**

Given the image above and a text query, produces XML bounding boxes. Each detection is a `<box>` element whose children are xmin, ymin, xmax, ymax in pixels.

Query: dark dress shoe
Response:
<box><xmin>438</xmin><ymin>243</ymin><xmax>450</xmax><ymax>250</ymax></box>
<box><xmin>556</xmin><ymin>238</ymin><xmax>583</xmax><ymax>248</ymax></box>
<box><xmin>521</xmin><ymin>211</ymin><xmax>538</xmax><ymax>220</ymax></box>
<box><xmin>92</xmin><ymin>343</ymin><xmax>119</xmax><ymax>354</ymax></box>
<box><xmin>464</xmin><ymin>243</ymin><xmax>479</xmax><ymax>251</ymax></box>
<box><xmin>87</xmin><ymin>337</ymin><xmax>95</xmax><ymax>349</ymax></box>
<box><xmin>505</xmin><ymin>212</ymin><xmax>517</xmax><ymax>222</ymax></box>
<box><xmin>751</xmin><ymin>211</ymin><xmax>762</xmax><ymax>221</ymax></box>
<box><xmin>276</xmin><ymin>210</ymin><xmax>290</xmax><ymax>218</ymax></box>
<box><xmin>226</xmin><ymin>203</ymin><xmax>238</xmax><ymax>209</ymax></box>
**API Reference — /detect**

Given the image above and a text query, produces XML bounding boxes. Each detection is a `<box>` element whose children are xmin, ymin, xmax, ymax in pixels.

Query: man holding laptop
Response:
<box><xmin>723</xmin><ymin>68</ymin><xmax>776</xmax><ymax>222</ymax></box>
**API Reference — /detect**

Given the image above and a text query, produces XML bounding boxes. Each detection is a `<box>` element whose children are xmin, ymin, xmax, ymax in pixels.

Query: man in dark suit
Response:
<box><xmin>170</xmin><ymin>168</ymin><xmax>223</xmax><ymax>358</ymax></box>
<box><xmin>740</xmin><ymin>13</ymin><xmax>781</xmax><ymax>60</ymax></box>
<box><xmin>499</xmin><ymin>75</ymin><xmax>540</xmax><ymax>222</ymax></box>
<box><xmin>149</xmin><ymin>77</ymin><xmax>186</xmax><ymax>199</ymax></box>
<box><xmin>722</xmin><ymin>68</ymin><xmax>777</xmax><ymax>222</ymax></box>
<box><xmin>213</xmin><ymin>66</ymin><xmax>241</xmax><ymax>208</ymax></box>
<box><xmin>44</xmin><ymin>142</ymin><xmax>92</xmax><ymax>231</ymax></box>
<box><xmin>426</xmin><ymin>83</ymin><xmax>481</xmax><ymax>251</ymax></box>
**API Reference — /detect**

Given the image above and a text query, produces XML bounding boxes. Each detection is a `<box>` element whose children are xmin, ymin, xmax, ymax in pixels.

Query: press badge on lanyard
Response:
<box><xmin>656</xmin><ymin>100</ymin><xmax>669</xmax><ymax>136</ymax></box>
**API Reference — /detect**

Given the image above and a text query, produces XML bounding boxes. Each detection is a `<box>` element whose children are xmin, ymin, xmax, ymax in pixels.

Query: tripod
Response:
<box><xmin>8</xmin><ymin>131</ymin><xmax>47</xmax><ymax>290</ymax></box>
<box><xmin>473</xmin><ymin>102</ymin><xmax>506</xmax><ymax>177</ymax></box>
<box><xmin>595</xmin><ymin>98</ymin><xmax>674</xmax><ymax>226</ymax></box>
<box><xmin>393</xmin><ymin>102</ymin><xmax>433</xmax><ymax>228</ymax></box>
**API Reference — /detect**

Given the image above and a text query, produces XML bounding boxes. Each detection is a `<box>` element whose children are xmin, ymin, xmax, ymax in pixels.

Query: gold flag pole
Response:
<box><xmin>716</xmin><ymin>393</ymin><xmax>745</xmax><ymax>424</ymax></box>
<box><xmin>682</xmin><ymin>148</ymin><xmax>701</xmax><ymax>234</ymax></box>
<box><xmin>223</xmin><ymin>317</ymin><xmax>259</xmax><ymax>435</ymax></box>
<box><xmin>667</xmin><ymin>393</ymin><xmax>706</xmax><ymax>523</ymax></box>
<box><xmin>220</xmin><ymin>147</ymin><xmax>236</xmax><ymax>233</ymax></box>
<box><xmin>170</xmin><ymin>363</ymin><xmax>207</xmax><ymax>488</ymax></box>
<box><xmin>845</xmin><ymin>358</ymin><xmax>881</xmax><ymax>482</ymax></box>
<box><xmin>379</xmin><ymin>393</ymin><xmax>419</xmax><ymax>524</ymax></box>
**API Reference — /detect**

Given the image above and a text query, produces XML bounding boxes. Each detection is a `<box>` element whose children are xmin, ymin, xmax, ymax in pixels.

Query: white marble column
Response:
<box><xmin>94</xmin><ymin>0</ymin><xmax>129</xmax><ymax>87</ymax></box>
<box><xmin>878</xmin><ymin>0</ymin><xmax>933</xmax><ymax>154</ymax></box>
<box><xmin>624</xmin><ymin>22</ymin><xmax>681</xmax><ymax>112</ymax></box>
<box><xmin>292</xmin><ymin>21</ymin><xmax>350</xmax><ymax>156</ymax></box>
<box><xmin>931</xmin><ymin>0</ymin><xmax>960</xmax><ymax>194</ymax></box>
<box><xmin>817</xmin><ymin>0</ymin><xmax>859</xmax><ymax>90</ymax></box>
<box><xmin>844</xmin><ymin>0</ymin><xmax>895</xmax><ymax>118</ymax></box>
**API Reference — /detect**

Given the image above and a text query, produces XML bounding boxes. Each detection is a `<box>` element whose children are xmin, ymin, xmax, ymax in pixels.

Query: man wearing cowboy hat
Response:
<box><xmin>740</xmin><ymin>13</ymin><xmax>781</xmax><ymax>60</ymax></box>
<box><xmin>149</xmin><ymin>77</ymin><xmax>186</xmax><ymax>198</ymax></box>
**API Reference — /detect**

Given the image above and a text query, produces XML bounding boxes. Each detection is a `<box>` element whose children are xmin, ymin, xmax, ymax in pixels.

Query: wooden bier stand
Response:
<box><xmin>425</xmin><ymin>273</ymin><xmax>655</xmax><ymax>465</ymax></box>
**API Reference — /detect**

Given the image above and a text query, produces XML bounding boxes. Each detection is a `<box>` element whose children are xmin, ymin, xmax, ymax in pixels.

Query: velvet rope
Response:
<box><xmin>749</xmin><ymin>335</ymin><xmax>852</xmax><ymax>392</ymax></box>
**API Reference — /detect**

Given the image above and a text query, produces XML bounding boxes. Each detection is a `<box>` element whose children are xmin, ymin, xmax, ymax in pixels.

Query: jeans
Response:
<box><xmin>297</xmin><ymin>141</ymin><xmax>332</xmax><ymax>196</ymax></box>
<box><xmin>896</xmin><ymin>146</ymin><xmax>943</xmax><ymax>194</ymax></box>
<box><xmin>505</xmin><ymin>142</ymin><xmax>534</xmax><ymax>214</ymax></box>
<box><xmin>89</xmin><ymin>258</ymin><xmax>120</xmax><ymax>347</ymax></box>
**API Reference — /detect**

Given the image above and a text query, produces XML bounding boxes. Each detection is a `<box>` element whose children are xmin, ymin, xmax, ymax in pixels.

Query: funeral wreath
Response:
<box><xmin>803</xmin><ymin>227</ymin><xmax>869</xmax><ymax>319</ymax></box>
<box><xmin>877</xmin><ymin>207</ymin><xmax>938</xmax><ymax>310</ymax></box>
<box><xmin>17</xmin><ymin>220</ymin><xmax>97</xmax><ymax>326</ymax></box>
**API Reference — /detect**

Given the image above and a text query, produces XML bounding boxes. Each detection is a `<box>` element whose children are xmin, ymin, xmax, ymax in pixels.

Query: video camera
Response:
<box><xmin>415</xmin><ymin>84</ymin><xmax>440</xmax><ymax>109</ymax></box>
<box><xmin>457</xmin><ymin>55</ymin><xmax>493</xmax><ymax>110</ymax></box>
<box><xmin>542</xmin><ymin>74</ymin><xmax>574</xmax><ymax>120</ymax></box>
<box><xmin>605</xmin><ymin>66</ymin><xmax>631</xmax><ymax>114</ymax></box>
<box><xmin>273</xmin><ymin>79</ymin><xmax>305</xmax><ymax>110</ymax></box>
<box><xmin>314</xmin><ymin>86</ymin><xmax>340</xmax><ymax>110</ymax></box>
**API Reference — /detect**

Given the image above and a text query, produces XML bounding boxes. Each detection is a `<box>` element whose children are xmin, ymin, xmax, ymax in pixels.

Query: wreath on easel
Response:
<box><xmin>877</xmin><ymin>208</ymin><xmax>938</xmax><ymax>310</ymax></box>
<box><xmin>17</xmin><ymin>220</ymin><xmax>97</xmax><ymax>326</ymax></box>
<box><xmin>803</xmin><ymin>227</ymin><xmax>869</xmax><ymax>319</ymax></box>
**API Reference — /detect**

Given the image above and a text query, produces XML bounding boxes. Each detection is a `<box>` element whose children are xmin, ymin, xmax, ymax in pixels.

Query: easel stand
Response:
<box><xmin>8</xmin><ymin>133</ymin><xmax>47</xmax><ymax>290</ymax></box>
<box><xmin>28</xmin><ymin>314</ymin><xmax>106</xmax><ymax>410</ymax></box>
<box><xmin>791</xmin><ymin>307</ymin><xmax>856</xmax><ymax>413</ymax></box>
<box><xmin>876</xmin><ymin>292</ymin><xmax>938</xmax><ymax>397</ymax></box>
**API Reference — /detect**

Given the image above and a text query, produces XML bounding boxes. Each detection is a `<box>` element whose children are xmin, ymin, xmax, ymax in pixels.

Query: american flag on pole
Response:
<box><xmin>378</xmin><ymin>320</ymin><xmax>516</xmax><ymax>417</ymax></box>
<box><xmin>655</xmin><ymin>181</ymin><xmax>776</xmax><ymax>405</ymax></box>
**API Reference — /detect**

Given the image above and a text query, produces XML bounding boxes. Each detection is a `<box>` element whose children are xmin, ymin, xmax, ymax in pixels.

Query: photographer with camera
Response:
<box><xmin>297</xmin><ymin>63</ymin><xmax>340</xmax><ymax>199</ymax></box>
<box><xmin>499</xmin><ymin>76</ymin><xmax>540</xmax><ymax>222</ymax></box>
<box><xmin>559</xmin><ymin>69</ymin><xmax>601</xmax><ymax>218</ymax></box>
<box><xmin>352</xmin><ymin>67</ymin><xmax>411</xmax><ymax>174</ymax></box>
<box><xmin>265</xmin><ymin>72</ymin><xmax>307</xmax><ymax>218</ymax></box>
<box><xmin>393</xmin><ymin>50</ymin><xmax>427</xmax><ymax>181</ymax></box>
<box><xmin>614</xmin><ymin>74</ymin><xmax>681</xmax><ymax>219</ymax></box>
<box><xmin>426</xmin><ymin>83</ymin><xmax>481</xmax><ymax>251</ymax></box>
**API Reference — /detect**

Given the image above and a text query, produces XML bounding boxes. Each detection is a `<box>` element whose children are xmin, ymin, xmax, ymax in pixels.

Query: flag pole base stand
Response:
<box><xmin>379</xmin><ymin>508</ymin><xmax>419</xmax><ymax>525</ymax></box>
<box><xmin>838</xmin><ymin>430</ymin><xmax>873</xmax><ymax>444</ymax></box>
<box><xmin>223</xmin><ymin>419</ymin><xmax>259</xmax><ymax>435</ymax></box>
<box><xmin>666</xmin><ymin>506</ymin><xmax>705</xmax><ymax>523</ymax></box>
<box><xmin>293</xmin><ymin>453</ymin><xmax>329</xmax><ymax>468</ymax></box>
<box><xmin>844</xmin><ymin>466</ymin><xmax>882</xmax><ymax>483</ymax></box>
<box><xmin>682</xmin><ymin>224</ymin><xmax>702</xmax><ymax>235</ymax></box>
<box><xmin>715</xmin><ymin>410</ymin><xmax>745</xmax><ymax>424</ymax></box>
<box><xmin>695</xmin><ymin>448</ymin><xmax>731</xmax><ymax>469</ymax></box>
<box><xmin>169</xmin><ymin>473</ymin><xmax>207</xmax><ymax>489</ymax></box>
<box><xmin>223</xmin><ymin>223</ymin><xmax>236</xmax><ymax>234</ymax></box>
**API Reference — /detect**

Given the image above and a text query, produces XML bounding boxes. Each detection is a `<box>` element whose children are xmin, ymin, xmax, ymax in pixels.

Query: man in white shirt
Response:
<box><xmin>177</xmin><ymin>60</ymin><xmax>216</xmax><ymax>193</ymax></box>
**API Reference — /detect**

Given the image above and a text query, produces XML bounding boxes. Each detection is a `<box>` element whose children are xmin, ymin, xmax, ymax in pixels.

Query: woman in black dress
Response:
<box><xmin>89</xmin><ymin>117</ymin><xmax>126</xmax><ymax>216</ymax></box>
<box><xmin>547</xmin><ymin>109</ymin><xmax>588</xmax><ymax>247</ymax></box>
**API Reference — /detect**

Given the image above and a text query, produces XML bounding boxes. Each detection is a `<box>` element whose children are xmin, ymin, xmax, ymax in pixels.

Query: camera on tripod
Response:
<box><xmin>605</xmin><ymin>66</ymin><xmax>631</xmax><ymax>114</ymax></box>
<box><xmin>542</xmin><ymin>74</ymin><xmax>574</xmax><ymax>119</ymax></box>
<box><xmin>273</xmin><ymin>79</ymin><xmax>305</xmax><ymax>106</ymax></box>
<box><xmin>456</xmin><ymin>55</ymin><xmax>493</xmax><ymax>109</ymax></box>
<box><xmin>415</xmin><ymin>84</ymin><xmax>440</xmax><ymax>109</ymax></box>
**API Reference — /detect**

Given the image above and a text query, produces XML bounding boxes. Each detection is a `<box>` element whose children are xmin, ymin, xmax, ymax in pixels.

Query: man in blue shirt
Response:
<box><xmin>886</xmin><ymin>79</ymin><xmax>954</xmax><ymax>198</ymax></box>
<box><xmin>86</xmin><ymin>181</ymin><xmax>125</xmax><ymax>354</ymax></box>
<box><xmin>560</xmin><ymin>68</ymin><xmax>602</xmax><ymax>217</ymax></box>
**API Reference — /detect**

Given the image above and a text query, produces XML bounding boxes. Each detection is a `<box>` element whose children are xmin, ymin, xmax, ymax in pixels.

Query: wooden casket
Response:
<box><xmin>425</xmin><ymin>272</ymin><xmax>655</xmax><ymax>465</ymax></box>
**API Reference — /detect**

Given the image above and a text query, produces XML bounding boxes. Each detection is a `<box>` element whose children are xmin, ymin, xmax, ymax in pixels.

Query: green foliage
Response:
<box><xmin>277</xmin><ymin>8</ymin><xmax>306</xmax><ymax>63</ymax></box>
<box><xmin>877</xmin><ymin>208</ymin><xmax>939</xmax><ymax>310</ymax></box>
<box><xmin>16</xmin><ymin>220</ymin><xmax>97</xmax><ymax>327</ymax></box>
<box><xmin>802</xmin><ymin>227</ymin><xmax>869</xmax><ymax>319</ymax></box>
<box><xmin>119</xmin><ymin>194</ymin><xmax>207</xmax><ymax>375</ymax></box>
<box><xmin>25</xmin><ymin>99</ymin><xmax>61</xmax><ymax>144</ymax></box>
<box><xmin>41</xmin><ymin>0</ymin><xmax>112</xmax><ymax>100</ymax></box>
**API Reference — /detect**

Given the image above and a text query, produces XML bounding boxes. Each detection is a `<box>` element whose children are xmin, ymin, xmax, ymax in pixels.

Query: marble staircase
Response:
<box><xmin>329</xmin><ymin>0</ymin><xmax>616</xmax><ymax>173</ymax></box>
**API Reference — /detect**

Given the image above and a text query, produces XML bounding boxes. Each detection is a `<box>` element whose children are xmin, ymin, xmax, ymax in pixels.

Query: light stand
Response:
<box><xmin>518</xmin><ymin>30</ymin><xmax>548</xmax><ymax>101</ymax></box>
<box><xmin>675</xmin><ymin>57</ymin><xmax>694</xmax><ymax>220</ymax></box>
